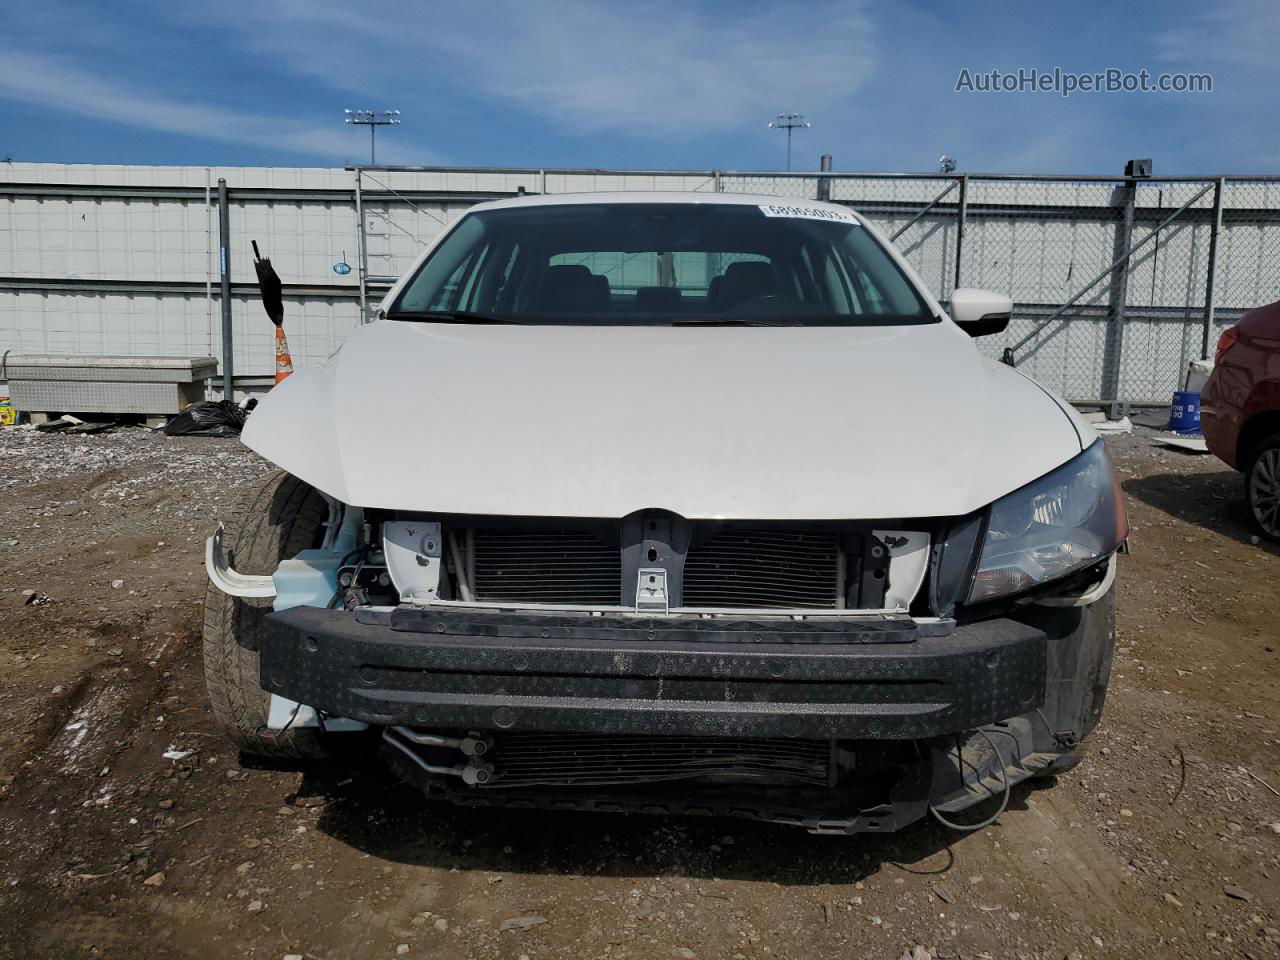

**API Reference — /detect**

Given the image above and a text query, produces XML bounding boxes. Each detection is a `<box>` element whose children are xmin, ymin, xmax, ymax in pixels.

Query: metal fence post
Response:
<box><xmin>816</xmin><ymin>154</ymin><xmax>832</xmax><ymax>201</ymax></box>
<box><xmin>354</xmin><ymin>168</ymin><xmax>368</xmax><ymax>324</ymax></box>
<box><xmin>1100</xmin><ymin>174</ymin><xmax>1137</xmax><ymax>416</ymax></box>
<box><xmin>1201</xmin><ymin>177</ymin><xmax>1225</xmax><ymax>359</ymax></box>
<box><xmin>953</xmin><ymin>174</ymin><xmax>968</xmax><ymax>294</ymax></box>
<box><xmin>217</xmin><ymin>178</ymin><xmax>233</xmax><ymax>401</ymax></box>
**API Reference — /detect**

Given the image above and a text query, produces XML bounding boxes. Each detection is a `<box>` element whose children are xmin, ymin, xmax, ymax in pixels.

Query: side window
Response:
<box><xmin>837</xmin><ymin>252</ymin><xmax>893</xmax><ymax>316</ymax></box>
<box><xmin>455</xmin><ymin>243</ymin><xmax>493</xmax><ymax>310</ymax></box>
<box><xmin>839</xmin><ymin>226</ymin><xmax>929</xmax><ymax>316</ymax></box>
<box><xmin>795</xmin><ymin>245</ymin><xmax>830</xmax><ymax>306</ymax></box>
<box><xmin>799</xmin><ymin>241</ymin><xmax>861</xmax><ymax>314</ymax></box>
<box><xmin>821</xmin><ymin>250</ymin><xmax>859</xmax><ymax>314</ymax></box>
<box><xmin>423</xmin><ymin>257</ymin><xmax>466</xmax><ymax>310</ymax></box>
<box><xmin>494</xmin><ymin>244</ymin><xmax>524</xmax><ymax>308</ymax></box>
<box><xmin>396</xmin><ymin>215</ymin><xmax>487</xmax><ymax>313</ymax></box>
<box><xmin>479</xmin><ymin>241</ymin><xmax>522</xmax><ymax>312</ymax></box>
<box><xmin>411</xmin><ymin>236</ymin><xmax>523</xmax><ymax>314</ymax></box>
<box><xmin>850</xmin><ymin>264</ymin><xmax>890</xmax><ymax>314</ymax></box>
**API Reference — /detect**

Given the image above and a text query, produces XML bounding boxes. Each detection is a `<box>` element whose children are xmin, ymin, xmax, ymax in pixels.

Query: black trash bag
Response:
<box><xmin>163</xmin><ymin>400</ymin><xmax>248</xmax><ymax>437</ymax></box>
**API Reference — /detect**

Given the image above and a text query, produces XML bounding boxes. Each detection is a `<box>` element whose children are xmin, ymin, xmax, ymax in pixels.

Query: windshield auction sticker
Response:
<box><xmin>758</xmin><ymin>203</ymin><xmax>860</xmax><ymax>224</ymax></box>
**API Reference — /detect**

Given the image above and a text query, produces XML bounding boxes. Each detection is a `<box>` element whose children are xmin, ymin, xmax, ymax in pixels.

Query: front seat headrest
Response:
<box><xmin>717</xmin><ymin>261</ymin><xmax>777</xmax><ymax>310</ymax></box>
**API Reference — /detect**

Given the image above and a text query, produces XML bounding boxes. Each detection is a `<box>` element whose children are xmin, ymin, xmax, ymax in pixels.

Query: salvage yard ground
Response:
<box><xmin>0</xmin><ymin>427</ymin><xmax>1277</xmax><ymax>960</ymax></box>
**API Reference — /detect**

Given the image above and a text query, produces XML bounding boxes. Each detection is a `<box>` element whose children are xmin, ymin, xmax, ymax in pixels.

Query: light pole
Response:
<box><xmin>768</xmin><ymin>113</ymin><xmax>811</xmax><ymax>171</ymax></box>
<box><xmin>344</xmin><ymin>109</ymin><xmax>401</xmax><ymax>165</ymax></box>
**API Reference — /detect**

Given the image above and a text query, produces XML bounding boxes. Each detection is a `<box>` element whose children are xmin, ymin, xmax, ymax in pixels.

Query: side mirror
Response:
<box><xmin>949</xmin><ymin>288</ymin><xmax>1012</xmax><ymax>337</ymax></box>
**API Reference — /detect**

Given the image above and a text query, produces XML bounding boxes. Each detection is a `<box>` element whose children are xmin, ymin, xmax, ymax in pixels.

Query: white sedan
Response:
<box><xmin>206</xmin><ymin>192</ymin><xmax>1127</xmax><ymax>834</ymax></box>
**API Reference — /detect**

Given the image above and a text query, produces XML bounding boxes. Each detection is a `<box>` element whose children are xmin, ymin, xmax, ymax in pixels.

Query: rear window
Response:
<box><xmin>390</xmin><ymin>202</ymin><xmax>935</xmax><ymax>326</ymax></box>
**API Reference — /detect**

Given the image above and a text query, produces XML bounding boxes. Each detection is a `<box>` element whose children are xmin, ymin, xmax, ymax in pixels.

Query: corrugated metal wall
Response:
<box><xmin>0</xmin><ymin>165</ymin><xmax>724</xmax><ymax>392</ymax></box>
<box><xmin>3</xmin><ymin>163</ymin><xmax>1280</xmax><ymax>405</ymax></box>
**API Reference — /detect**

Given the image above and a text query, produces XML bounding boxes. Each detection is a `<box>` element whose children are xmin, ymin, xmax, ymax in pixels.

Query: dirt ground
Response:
<box><xmin>0</xmin><ymin>425</ymin><xmax>1277</xmax><ymax>960</ymax></box>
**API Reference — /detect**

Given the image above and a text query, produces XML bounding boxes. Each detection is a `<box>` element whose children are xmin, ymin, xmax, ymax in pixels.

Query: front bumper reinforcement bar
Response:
<box><xmin>259</xmin><ymin>606</ymin><xmax>1047</xmax><ymax>740</ymax></box>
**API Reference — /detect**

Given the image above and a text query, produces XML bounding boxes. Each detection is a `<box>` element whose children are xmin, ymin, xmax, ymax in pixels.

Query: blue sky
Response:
<box><xmin>0</xmin><ymin>0</ymin><xmax>1274</xmax><ymax>174</ymax></box>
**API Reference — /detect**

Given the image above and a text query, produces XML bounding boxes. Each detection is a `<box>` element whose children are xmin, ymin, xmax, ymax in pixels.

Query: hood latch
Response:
<box><xmin>635</xmin><ymin>568</ymin><xmax>669</xmax><ymax>614</ymax></box>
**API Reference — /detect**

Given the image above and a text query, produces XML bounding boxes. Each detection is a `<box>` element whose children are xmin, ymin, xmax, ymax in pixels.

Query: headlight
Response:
<box><xmin>969</xmin><ymin>440</ymin><xmax>1127</xmax><ymax>603</ymax></box>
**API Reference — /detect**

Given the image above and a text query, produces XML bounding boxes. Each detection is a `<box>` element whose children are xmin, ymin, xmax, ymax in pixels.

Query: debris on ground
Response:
<box><xmin>1153</xmin><ymin>435</ymin><xmax>1209</xmax><ymax>453</ymax></box>
<box><xmin>33</xmin><ymin>415</ymin><xmax>85</xmax><ymax>433</ymax></box>
<box><xmin>1093</xmin><ymin>415</ymin><xmax>1133</xmax><ymax>434</ymax></box>
<box><xmin>67</xmin><ymin>421</ymin><xmax>119</xmax><ymax>435</ymax></box>
<box><xmin>0</xmin><ymin>425</ymin><xmax>1276</xmax><ymax>959</ymax></box>
<box><xmin>499</xmin><ymin>916</ymin><xmax>548</xmax><ymax>931</ymax></box>
<box><xmin>162</xmin><ymin>400</ymin><xmax>247</xmax><ymax>438</ymax></box>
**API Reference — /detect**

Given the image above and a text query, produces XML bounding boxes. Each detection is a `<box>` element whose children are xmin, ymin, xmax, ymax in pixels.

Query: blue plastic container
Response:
<box><xmin>1169</xmin><ymin>390</ymin><xmax>1202</xmax><ymax>434</ymax></box>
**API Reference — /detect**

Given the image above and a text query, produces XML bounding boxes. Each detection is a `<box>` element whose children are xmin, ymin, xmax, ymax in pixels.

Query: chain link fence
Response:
<box><xmin>355</xmin><ymin>166</ymin><xmax>1280</xmax><ymax>409</ymax></box>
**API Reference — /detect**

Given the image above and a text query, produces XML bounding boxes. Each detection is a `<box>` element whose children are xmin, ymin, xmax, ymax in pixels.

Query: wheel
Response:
<box><xmin>1245</xmin><ymin>433</ymin><xmax>1280</xmax><ymax>541</ymax></box>
<box><xmin>203</xmin><ymin>470</ymin><xmax>331</xmax><ymax>758</ymax></box>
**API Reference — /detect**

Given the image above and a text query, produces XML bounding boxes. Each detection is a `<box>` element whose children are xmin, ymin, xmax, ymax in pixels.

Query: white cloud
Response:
<box><xmin>0</xmin><ymin>49</ymin><xmax>429</xmax><ymax>161</ymax></box>
<box><xmin>0</xmin><ymin>0</ymin><xmax>877</xmax><ymax>162</ymax></box>
<box><xmin>186</xmin><ymin>0</ymin><xmax>878</xmax><ymax>137</ymax></box>
<box><xmin>1156</xmin><ymin>0</ymin><xmax>1279</xmax><ymax>73</ymax></box>
<box><xmin>450</xmin><ymin>1</ymin><xmax>876</xmax><ymax>135</ymax></box>
<box><xmin>1151</xmin><ymin>0</ymin><xmax>1280</xmax><ymax>165</ymax></box>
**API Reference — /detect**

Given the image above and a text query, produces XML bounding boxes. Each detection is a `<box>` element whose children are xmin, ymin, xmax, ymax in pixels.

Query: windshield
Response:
<box><xmin>388</xmin><ymin>202</ymin><xmax>936</xmax><ymax>326</ymax></box>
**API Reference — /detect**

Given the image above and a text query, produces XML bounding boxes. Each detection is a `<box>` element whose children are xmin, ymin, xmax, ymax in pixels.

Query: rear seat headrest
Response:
<box><xmin>635</xmin><ymin>286</ymin><xmax>682</xmax><ymax>312</ymax></box>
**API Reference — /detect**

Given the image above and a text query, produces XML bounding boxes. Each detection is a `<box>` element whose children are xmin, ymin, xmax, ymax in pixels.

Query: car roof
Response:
<box><xmin>467</xmin><ymin>191</ymin><xmax>860</xmax><ymax>216</ymax></box>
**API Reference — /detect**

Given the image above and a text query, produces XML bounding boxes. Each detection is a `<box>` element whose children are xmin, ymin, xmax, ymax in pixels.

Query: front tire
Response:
<box><xmin>1245</xmin><ymin>433</ymin><xmax>1280</xmax><ymax>541</ymax></box>
<box><xmin>203</xmin><ymin>470</ymin><xmax>331</xmax><ymax>759</ymax></box>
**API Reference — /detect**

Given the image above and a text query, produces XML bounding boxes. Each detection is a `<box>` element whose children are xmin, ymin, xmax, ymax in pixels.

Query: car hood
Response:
<box><xmin>242</xmin><ymin>319</ymin><xmax>1088</xmax><ymax>519</ymax></box>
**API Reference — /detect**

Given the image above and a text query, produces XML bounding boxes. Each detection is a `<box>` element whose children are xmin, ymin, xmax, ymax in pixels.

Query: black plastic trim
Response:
<box><xmin>259</xmin><ymin>605</ymin><xmax>1047</xmax><ymax>739</ymax></box>
<box><xmin>385</xmin><ymin>605</ymin><xmax>923</xmax><ymax>644</ymax></box>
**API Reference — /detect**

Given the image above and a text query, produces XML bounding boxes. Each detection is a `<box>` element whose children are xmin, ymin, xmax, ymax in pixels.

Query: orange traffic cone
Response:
<box><xmin>274</xmin><ymin>325</ymin><xmax>294</xmax><ymax>383</ymax></box>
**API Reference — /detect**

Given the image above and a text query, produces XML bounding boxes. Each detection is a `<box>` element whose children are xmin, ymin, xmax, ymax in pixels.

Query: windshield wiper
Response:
<box><xmin>388</xmin><ymin>310</ymin><xmax>525</xmax><ymax>325</ymax></box>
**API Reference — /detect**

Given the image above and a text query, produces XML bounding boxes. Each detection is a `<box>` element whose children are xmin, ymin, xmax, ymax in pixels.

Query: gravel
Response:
<box><xmin>0</xmin><ymin>428</ymin><xmax>265</xmax><ymax>548</ymax></box>
<box><xmin>0</xmin><ymin>426</ymin><xmax>264</xmax><ymax>494</ymax></box>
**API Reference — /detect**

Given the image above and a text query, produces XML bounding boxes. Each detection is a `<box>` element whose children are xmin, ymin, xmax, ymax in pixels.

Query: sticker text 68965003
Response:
<box><xmin>758</xmin><ymin>204</ymin><xmax>860</xmax><ymax>224</ymax></box>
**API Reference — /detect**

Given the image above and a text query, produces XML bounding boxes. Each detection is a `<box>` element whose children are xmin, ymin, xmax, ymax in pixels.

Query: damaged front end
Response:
<box><xmin>262</xmin><ymin>590</ymin><xmax>1114</xmax><ymax>834</ymax></box>
<box><xmin>204</xmin><ymin>194</ymin><xmax>1127</xmax><ymax>833</ymax></box>
<box><xmin>207</xmin><ymin>469</ymin><xmax>1121</xmax><ymax>834</ymax></box>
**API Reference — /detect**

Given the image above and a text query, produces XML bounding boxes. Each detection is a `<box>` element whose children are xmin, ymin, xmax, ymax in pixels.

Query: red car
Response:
<box><xmin>1202</xmin><ymin>299</ymin><xmax>1280</xmax><ymax>539</ymax></box>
